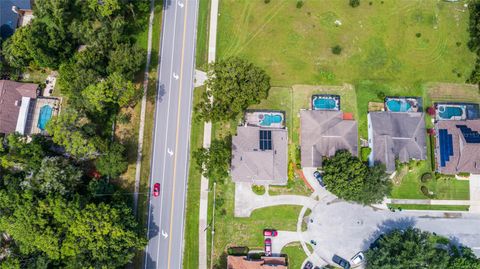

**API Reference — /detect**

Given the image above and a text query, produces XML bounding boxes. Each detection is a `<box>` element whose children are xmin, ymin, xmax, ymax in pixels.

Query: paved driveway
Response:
<box><xmin>306</xmin><ymin>200</ymin><xmax>480</xmax><ymax>264</ymax></box>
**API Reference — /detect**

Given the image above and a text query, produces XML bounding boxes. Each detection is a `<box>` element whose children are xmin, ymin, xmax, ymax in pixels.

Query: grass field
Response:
<box><xmin>217</xmin><ymin>0</ymin><xmax>474</xmax><ymax>87</ymax></box>
<box><xmin>208</xmin><ymin>179</ymin><xmax>302</xmax><ymax>268</ymax></box>
<box><xmin>388</xmin><ymin>204</ymin><xmax>470</xmax><ymax>211</ymax></box>
<box><xmin>183</xmin><ymin>87</ymin><xmax>206</xmax><ymax>269</ymax></box>
<box><xmin>196</xmin><ymin>0</ymin><xmax>211</xmax><ymax>70</ymax></box>
<box><xmin>282</xmin><ymin>243</ymin><xmax>308</xmax><ymax>269</ymax></box>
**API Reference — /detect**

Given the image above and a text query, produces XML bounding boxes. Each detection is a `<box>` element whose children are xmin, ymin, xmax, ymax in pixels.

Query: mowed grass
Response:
<box><xmin>388</xmin><ymin>204</ymin><xmax>470</xmax><ymax>211</ymax></box>
<box><xmin>196</xmin><ymin>0</ymin><xmax>211</xmax><ymax>70</ymax></box>
<box><xmin>183</xmin><ymin>87</ymin><xmax>206</xmax><ymax>269</ymax></box>
<box><xmin>282</xmin><ymin>243</ymin><xmax>307</xmax><ymax>269</ymax></box>
<box><xmin>217</xmin><ymin>0</ymin><xmax>474</xmax><ymax>87</ymax></box>
<box><xmin>207</xmin><ymin>179</ymin><xmax>301</xmax><ymax>268</ymax></box>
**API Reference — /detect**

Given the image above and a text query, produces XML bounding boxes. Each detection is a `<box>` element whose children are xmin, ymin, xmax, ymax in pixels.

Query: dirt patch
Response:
<box><xmin>427</xmin><ymin>82</ymin><xmax>480</xmax><ymax>103</ymax></box>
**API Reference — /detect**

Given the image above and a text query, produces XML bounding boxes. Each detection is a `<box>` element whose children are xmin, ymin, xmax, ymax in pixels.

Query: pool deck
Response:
<box><xmin>244</xmin><ymin>111</ymin><xmax>285</xmax><ymax>129</ymax></box>
<box><xmin>311</xmin><ymin>94</ymin><xmax>340</xmax><ymax>111</ymax></box>
<box><xmin>26</xmin><ymin>97</ymin><xmax>60</xmax><ymax>135</ymax></box>
<box><xmin>435</xmin><ymin>104</ymin><xmax>467</xmax><ymax>121</ymax></box>
<box><xmin>384</xmin><ymin>97</ymin><xmax>421</xmax><ymax>112</ymax></box>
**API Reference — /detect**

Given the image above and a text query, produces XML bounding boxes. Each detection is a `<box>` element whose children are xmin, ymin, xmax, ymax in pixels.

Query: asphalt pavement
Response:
<box><xmin>144</xmin><ymin>0</ymin><xmax>199</xmax><ymax>268</ymax></box>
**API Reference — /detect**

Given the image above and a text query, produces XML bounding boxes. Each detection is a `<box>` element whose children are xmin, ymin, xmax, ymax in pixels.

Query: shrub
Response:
<box><xmin>228</xmin><ymin>246</ymin><xmax>249</xmax><ymax>256</ymax></box>
<box><xmin>349</xmin><ymin>0</ymin><xmax>360</xmax><ymax>8</ymax></box>
<box><xmin>421</xmin><ymin>172</ymin><xmax>432</xmax><ymax>183</ymax></box>
<box><xmin>264</xmin><ymin>0</ymin><xmax>270</xmax><ymax>3</ymax></box>
<box><xmin>361</xmin><ymin>147</ymin><xmax>372</xmax><ymax>162</ymax></box>
<box><xmin>416</xmin><ymin>32</ymin><xmax>422</xmax><ymax>38</ymax></box>
<box><xmin>458</xmin><ymin>172</ymin><xmax>471</xmax><ymax>177</ymax></box>
<box><xmin>295</xmin><ymin>146</ymin><xmax>301</xmax><ymax>168</ymax></box>
<box><xmin>377</xmin><ymin>91</ymin><xmax>386</xmax><ymax>100</ymax></box>
<box><xmin>456</xmin><ymin>41</ymin><xmax>462</xmax><ymax>47</ymax></box>
<box><xmin>420</xmin><ymin>185</ymin><xmax>430</xmax><ymax>196</ymax></box>
<box><xmin>117</xmin><ymin>112</ymin><xmax>131</xmax><ymax>124</ymax></box>
<box><xmin>252</xmin><ymin>184</ymin><xmax>266</xmax><ymax>195</ymax></box>
<box><xmin>296</xmin><ymin>1</ymin><xmax>304</xmax><ymax>8</ymax></box>
<box><xmin>331</xmin><ymin>45</ymin><xmax>343</xmax><ymax>55</ymax></box>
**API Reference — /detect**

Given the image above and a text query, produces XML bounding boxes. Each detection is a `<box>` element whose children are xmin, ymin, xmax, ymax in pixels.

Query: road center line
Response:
<box><xmin>167</xmin><ymin>0</ymin><xmax>189</xmax><ymax>268</ymax></box>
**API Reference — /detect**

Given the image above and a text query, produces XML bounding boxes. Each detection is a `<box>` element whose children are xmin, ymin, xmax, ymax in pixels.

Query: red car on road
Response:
<box><xmin>263</xmin><ymin>229</ymin><xmax>278</xmax><ymax>237</ymax></box>
<box><xmin>153</xmin><ymin>183</ymin><xmax>161</xmax><ymax>197</ymax></box>
<box><xmin>264</xmin><ymin>238</ymin><xmax>272</xmax><ymax>256</ymax></box>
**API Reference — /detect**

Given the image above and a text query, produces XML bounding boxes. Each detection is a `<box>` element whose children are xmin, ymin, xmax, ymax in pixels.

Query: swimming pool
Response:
<box><xmin>260</xmin><ymin>114</ymin><xmax>282</xmax><ymax>126</ymax></box>
<box><xmin>438</xmin><ymin>106</ymin><xmax>464</xmax><ymax>120</ymax></box>
<box><xmin>313</xmin><ymin>97</ymin><xmax>338</xmax><ymax>110</ymax></box>
<box><xmin>37</xmin><ymin>105</ymin><xmax>53</xmax><ymax>130</ymax></box>
<box><xmin>386</xmin><ymin>99</ymin><xmax>412</xmax><ymax>112</ymax></box>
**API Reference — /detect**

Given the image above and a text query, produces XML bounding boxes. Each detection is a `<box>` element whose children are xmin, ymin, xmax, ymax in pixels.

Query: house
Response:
<box><xmin>435</xmin><ymin>120</ymin><xmax>480</xmax><ymax>174</ymax></box>
<box><xmin>0</xmin><ymin>80</ymin><xmax>60</xmax><ymax>135</ymax></box>
<box><xmin>231</xmin><ymin>125</ymin><xmax>288</xmax><ymax>185</ymax></box>
<box><xmin>368</xmin><ymin>111</ymin><xmax>427</xmax><ymax>173</ymax></box>
<box><xmin>227</xmin><ymin>255</ymin><xmax>288</xmax><ymax>269</ymax></box>
<box><xmin>0</xmin><ymin>0</ymin><xmax>33</xmax><ymax>39</ymax></box>
<box><xmin>300</xmin><ymin>110</ymin><xmax>358</xmax><ymax>168</ymax></box>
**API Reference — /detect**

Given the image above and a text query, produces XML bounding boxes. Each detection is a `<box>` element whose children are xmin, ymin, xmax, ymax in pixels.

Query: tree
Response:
<box><xmin>21</xmin><ymin>157</ymin><xmax>82</xmax><ymax>196</ymax></box>
<box><xmin>366</xmin><ymin>228</ymin><xmax>480</xmax><ymax>269</ymax></box>
<box><xmin>196</xmin><ymin>58</ymin><xmax>270</xmax><ymax>122</ymax></box>
<box><xmin>87</xmin><ymin>0</ymin><xmax>121</xmax><ymax>17</ymax></box>
<box><xmin>349</xmin><ymin>0</ymin><xmax>360</xmax><ymax>8</ymax></box>
<box><xmin>322</xmin><ymin>150</ymin><xmax>391</xmax><ymax>204</ymax></box>
<box><xmin>0</xmin><ymin>134</ymin><xmax>47</xmax><ymax>170</ymax></box>
<box><xmin>107</xmin><ymin>43</ymin><xmax>145</xmax><ymax>79</ymax></box>
<box><xmin>95</xmin><ymin>142</ymin><xmax>128</xmax><ymax>178</ymax></box>
<box><xmin>193</xmin><ymin>138</ymin><xmax>231</xmax><ymax>182</ymax></box>
<box><xmin>46</xmin><ymin>109</ymin><xmax>98</xmax><ymax>159</ymax></box>
<box><xmin>82</xmin><ymin>72</ymin><xmax>138</xmax><ymax>113</ymax></box>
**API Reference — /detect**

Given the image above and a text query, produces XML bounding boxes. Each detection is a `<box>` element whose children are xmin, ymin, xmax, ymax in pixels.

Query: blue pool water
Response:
<box><xmin>260</xmin><ymin>114</ymin><xmax>282</xmax><ymax>126</ymax></box>
<box><xmin>438</xmin><ymin>106</ymin><xmax>463</xmax><ymax>120</ymax></box>
<box><xmin>313</xmin><ymin>98</ymin><xmax>337</xmax><ymax>110</ymax></box>
<box><xmin>386</xmin><ymin>100</ymin><xmax>412</xmax><ymax>112</ymax></box>
<box><xmin>37</xmin><ymin>105</ymin><xmax>53</xmax><ymax>130</ymax></box>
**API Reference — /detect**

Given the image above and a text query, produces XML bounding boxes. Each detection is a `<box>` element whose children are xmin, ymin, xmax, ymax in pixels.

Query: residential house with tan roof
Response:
<box><xmin>300</xmin><ymin>110</ymin><xmax>358</xmax><ymax>168</ymax></box>
<box><xmin>227</xmin><ymin>255</ymin><xmax>287</xmax><ymax>269</ymax></box>
<box><xmin>436</xmin><ymin>120</ymin><xmax>480</xmax><ymax>174</ymax></box>
<box><xmin>368</xmin><ymin>111</ymin><xmax>427</xmax><ymax>173</ymax></box>
<box><xmin>0</xmin><ymin>80</ymin><xmax>38</xmax><ymax>135</ymax></box>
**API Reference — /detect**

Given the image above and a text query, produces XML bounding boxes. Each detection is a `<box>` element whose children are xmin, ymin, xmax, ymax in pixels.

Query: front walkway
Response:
<box><xmin>234</xmin><ymin>182</ymin><xmax>317</xmax><ymax>217</ymax></box>
<box><xmin>470</xmin><ymin>174</ymin><xmax>480</xmax><ymax>213</ymax></box>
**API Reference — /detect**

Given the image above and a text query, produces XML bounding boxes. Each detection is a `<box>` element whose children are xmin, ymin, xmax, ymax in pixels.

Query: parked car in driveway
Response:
<box><xmin>264</xmin><ymin>238</ymin><xmax>272</xmax><ymax>256</ymax></box>
<box><xmin>263</xmin><ymin>229</ymin><xmax>278</xmax><ymax>237</ymax></box>
<box><xmin>153</xmin><ymin>183</ymin><xmax>160</xmax><ymax>197</ymax></box>
<box><xmin>303</xmin><ymin>261</ymin><xmax>313</xmax><ymax>269</ymax></box>
<box><xmin>350</xmin><ymin>252</ymin><xmax>365</xmax><ymax>266</ymax></box>
<box><xmin>332</xmin><ymin>254</ymin><xmax>351</xmax><ymax>269</ymax></box>
<box><xmin>313</xmin><ymin>171</ymin><xmax>325</xmax><ymax>187</ymax></box>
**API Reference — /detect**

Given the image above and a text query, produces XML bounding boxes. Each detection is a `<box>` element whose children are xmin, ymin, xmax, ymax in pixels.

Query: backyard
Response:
<box><xmin>217</xmin><ymin>0</ymin><xmax>474</xmax><ymax>87</ymax></box>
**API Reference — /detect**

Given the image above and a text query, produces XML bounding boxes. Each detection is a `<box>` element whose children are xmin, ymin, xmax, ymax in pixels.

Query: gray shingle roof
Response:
<box><xmin>231</xmin><ymin>126</ymin><xmax>288</xmax><ymax>185</ymax></box>
<box><xmin>0</xmin><ymin>80</ymin><xmax>38</xmax><ymax>134</ymax></box>
<box><xmin>369</xmin><ymin>112</ymin><xmax>426</xmax><ymax>173</ymax></box>
<box><xmin>300</xmin><ymin>110</ymin><xmax>358</xmax><ymax>167</ymax></box>
<box><xmin>0</xmin><ymin>0</ymin><xmax>31</xmax><ymax>39</ymax></box>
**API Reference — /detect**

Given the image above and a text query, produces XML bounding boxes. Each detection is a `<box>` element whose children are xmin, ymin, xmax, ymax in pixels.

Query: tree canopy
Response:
<box><xmin>322</xmin><ymin>150</ymin><xmax>391</xmax><ymax>204</ymax></box>
<box><xmin>366</xmin><ymin>228</ymin><xmax>480</xmax><ymax>269</ymax></box>
<box><xmin>193</xmin><ymin>138</ymin><xmax>231</xmax><ymax>183</ymax></box>
<box><xmin>196</xmin><ymin>57</ymin><xmax>271</xmax><ymax>122</ymax></box>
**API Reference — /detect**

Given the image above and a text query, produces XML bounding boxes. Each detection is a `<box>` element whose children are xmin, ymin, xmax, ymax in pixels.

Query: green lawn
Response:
<box><xmin>183</xmin><ymin>87</ymin><xmax>206</xmax><ymax>269</ymax></box>
<box><xmin>196</xmin><ymin>0</ymin><xmax>211</xmax><ymax>70</ymax></box>
<box><xmin>217</xmin><ymin>0</ymin><xmax>474</xmax><ymax>87</ymax></box>
<box><xmin>208</xmin><ymin>179</ymin><xmax>302</xmax><ymax>268</ymax></box>
<box><xmin>282</xmin><ymin>243</ymin><xmax>307</xmax><ymax>269</ymax></box>
<box><xmin>388</xmin><ymin>204</ymin><xmax>470</xmax><ymax>211</ymax></box>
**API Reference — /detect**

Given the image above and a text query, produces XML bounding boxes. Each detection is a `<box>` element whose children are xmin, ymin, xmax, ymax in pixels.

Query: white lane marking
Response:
<box><xmin>173</xmin><ymin>72</ymin><xmax>179</xmax><ymax>80</ymax></box>
<box><xmin>167</xmin><ymin>148</ymin><xmax>174</xmax><ymax>156</ymax></box>
<box><xmin>178</xmin><ymin>1</ymin><xmax>184</xmax><ymax>8</ymax></box>
<box><xmin>155</xmin><ymin>0</ymin><xmax>180</xmax><ymax>266</ymax></box>
<box><xmin>162</xmin><ymin>230</ymin><xmax>169</xmax><ymax>239</ymax></box>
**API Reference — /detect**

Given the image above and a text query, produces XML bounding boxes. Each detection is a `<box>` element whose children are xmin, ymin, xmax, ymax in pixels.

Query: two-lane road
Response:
<box><xmin>144</xmin><ymin>0</ymin><xmax>199</xmax><ymax>268</ymax></box>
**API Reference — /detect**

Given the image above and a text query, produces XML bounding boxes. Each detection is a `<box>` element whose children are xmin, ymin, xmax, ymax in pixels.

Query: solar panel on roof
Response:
<box><xmin>259</xmin><ymin>130</ymin><xmax>272</xmax><ymax>150</ymax></box>
<box><xmin>439</xmin><ymin>129</ymin><xmax>454</xmax><ymax>167</ymax></box>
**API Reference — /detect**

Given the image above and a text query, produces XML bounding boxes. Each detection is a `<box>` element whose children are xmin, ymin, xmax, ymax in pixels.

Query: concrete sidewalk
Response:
<box><xmin>234</xmin><ymin>182</ymin><xmax>317</xmax><ymax>217</ymax></box>
<box><xmin>199</xmin><ymin>0</ymin><xmax>219</xmax><ymax>268</ymax></box>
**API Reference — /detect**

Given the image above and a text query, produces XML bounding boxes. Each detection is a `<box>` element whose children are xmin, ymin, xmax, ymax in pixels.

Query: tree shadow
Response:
<box><xmin>213</xmin><ymin>251</ymin><xmax>228</xmax><ymax>269</ymax></box>
<box><xmin>143</xmin><ymin>200</ymin><xmax>161</xmax><ymax>267</ymax></box>
<box><xmin>361</xmin><ymin>217</ymin><xmax>417</xmax><ymax>250</ymax></box>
